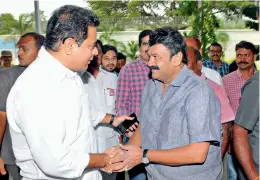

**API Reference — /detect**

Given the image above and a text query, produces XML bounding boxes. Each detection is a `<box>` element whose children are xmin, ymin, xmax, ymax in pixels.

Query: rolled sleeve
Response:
<box><xmin>14</xmin><ymin>91</ymin><xmax>90</xmax><ymax>179</ymax></box>
<box><xmin>235</xmin><ymin>80</ymin><xmax>259</xmax><ymax>131</ymax></box>
<box><xmin>185</xmin><ymin>83</ymin><xmax>221</xmax><ymax>144</ymax></box>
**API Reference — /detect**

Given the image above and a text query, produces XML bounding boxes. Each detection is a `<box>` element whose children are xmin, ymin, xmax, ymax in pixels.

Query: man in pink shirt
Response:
<box><xmin>186</xmin><ymin>47</ymin><xmax>235</xmax><ymax>159</ymax></box>
<box><xmin>222</xmin><ymin>41</ymin><xmax>257</xmax><ymax>180</ymax></box>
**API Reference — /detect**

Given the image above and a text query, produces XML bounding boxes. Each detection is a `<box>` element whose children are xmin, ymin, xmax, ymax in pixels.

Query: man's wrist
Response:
<box><xmin>103</xmin><ymin>153</ymin><xmax>110</xmax><ymax>168</ymax></box>
<box><xmin>109</xmin><ymin>114</ymin><xmax>115</xmax><ymax>126</ymax></box>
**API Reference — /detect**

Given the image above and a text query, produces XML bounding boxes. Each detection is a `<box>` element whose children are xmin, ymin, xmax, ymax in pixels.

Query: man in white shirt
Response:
<box><xmin>6</xmin><ymin>5</ymin><xmax>131</xmax><ymax>180</ymax></box>
<box><xmin>81</xmin><ymin>45</ymin><xmax>119</xmax><ymax>180</ymax></box>
<box><xmin>185</xmin><ymin>37</ymin><xmax>223</xmax><ymax>86</ymax></box>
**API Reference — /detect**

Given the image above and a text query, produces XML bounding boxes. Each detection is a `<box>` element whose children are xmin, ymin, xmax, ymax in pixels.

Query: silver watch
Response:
<box><xmin>142</xmin><ymin>149</ymin><xmax>150</xmax><ymax>164</ymax></box>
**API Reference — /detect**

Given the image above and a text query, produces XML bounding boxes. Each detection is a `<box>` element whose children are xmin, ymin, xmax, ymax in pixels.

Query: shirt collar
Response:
<box><xmin>236</xmin><ymin>68</ymin><xmax>257</xmax><ymax>78</ymax></box>
<box><xmin>153</xmin><ymin>65</ymin><xmax>192</xmax><ymax>88</ymax></box>
<box><xmin>170</xmin><ymin>65</ymin><xmax>191</xmax><ymax>87</ymax></box>
<box><xmin>100</xmin><ymin>66</ymin><xmax>116</xmax><ymax>75</ymax></box>
<box><xmin>38</xmin><ymin>47</ymin><xmax>77</xmax><ymax>81</ymax></box>
<box><xmin>137</xmin><ymin>56</ymin><xmax>149</xmax><ymax>67</ymax></box>
<box><xmin>200</xmin><ymin>73</ymin><xmax>207</xmax><ymax>80</ymax></box>
<box><xmin>208</xmin><ymin>59</ymin><xmax>225</xmax><ymax>67</ymax></box>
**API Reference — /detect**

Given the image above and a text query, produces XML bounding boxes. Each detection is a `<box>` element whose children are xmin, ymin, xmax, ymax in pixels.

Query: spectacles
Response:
<box><xmin>210</xmin><ymin>50</ymin><xmax>222</xmax><ymax>53</ymax></box>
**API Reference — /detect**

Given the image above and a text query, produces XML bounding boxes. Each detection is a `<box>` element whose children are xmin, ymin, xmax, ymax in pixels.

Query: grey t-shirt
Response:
<box><xmin>0</xmin><ymin>65</ymin><xmax>27</xmax><ymax>165</ymax></box>
<box><xmin>141</xmin><ymin>66</ymin><xmax>222</xmax><ymax>180</ymax></box>
<box><xmin>234</xmin><ymin>71</ymin><xmax>259</xmax><ymax>179</ymax></box>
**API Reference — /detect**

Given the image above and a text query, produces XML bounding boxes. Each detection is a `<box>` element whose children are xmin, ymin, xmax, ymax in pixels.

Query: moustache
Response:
<box><xmin>106</xmin><ymin>64</ymin><xmax>115</xmax><ymax>67</ymax></box>
<box><xmin>238</xmin><ymin>62</ymin><xmax>249</xmax><ymax>65</ymax></box>
<box><xmin>149</xmin><ymin>65</ymin><xmax>160</xmax><ymax>70</ymax></box>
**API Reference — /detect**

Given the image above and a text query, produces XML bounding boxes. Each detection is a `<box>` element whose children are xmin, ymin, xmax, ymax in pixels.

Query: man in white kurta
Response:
<box><xmin>7</xmin><ymin>47</ymin><xmax>104</xmax><ymax>180</ymax></box>
<box><xmin>6</xmin><ymin>5</ymin><xmax>131</xmax><ymax>180</ymax></box>
<box><xmin>81</xmin><ymin>67</ymin><xmax>118</xmax><ymax>154</ymax></box>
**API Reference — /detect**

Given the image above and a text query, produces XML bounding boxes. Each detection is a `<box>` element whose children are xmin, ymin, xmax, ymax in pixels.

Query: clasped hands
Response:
<box><xmin>102</xmin><ymin>144</ymin><xmax>143</xmax><ymax>173</ymax></box>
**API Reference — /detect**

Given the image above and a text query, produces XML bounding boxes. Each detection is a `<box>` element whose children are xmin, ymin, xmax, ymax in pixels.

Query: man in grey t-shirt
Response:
<box><xmin>107</xmin><ymin>28</ymin><xmax>222</xmax><ymax>180</ymax></box>
<box><xmin>233</xmin><ymin>71</ymin><xmax>259</xmax><ymax>180</ymax></box>
<box><xmin>0</xmin><ymin>32</ymin><xmax>44</xmax><ymax>180</ymax></box>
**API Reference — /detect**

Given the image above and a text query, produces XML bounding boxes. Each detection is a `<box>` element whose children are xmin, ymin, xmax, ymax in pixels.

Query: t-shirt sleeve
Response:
<box><xmin>234</xmin><ymin>79</ymin><xmax>259</xmax><ymax>131</ymax></box>
<box><xmin>185</xmin><ymin>83</ymin><xmax>222</xmax><ymax>144</ymax></box>
<box><xmin>0</xmin><ymin>72</ymin><xmax>10</xmax><ymax>112</ymax></box>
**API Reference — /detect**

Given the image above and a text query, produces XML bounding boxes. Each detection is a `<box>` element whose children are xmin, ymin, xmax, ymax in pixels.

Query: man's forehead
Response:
<box><xmin>17</xmin><ymin>36</ymin><xmax>36</xmax><ymax>46</ymax></box>
<box><xmin>149</xmin><ymin>44</ymin><xmax>168</xmax><ymax>53</ymax></box>
<box><xmin>237</xmin><ymin>48</ymin><xmax>252</xmax><ymax>53</ymax></box>
<box><xmin>210</xmin><ymin>46</ymin><xmax>221</xmax><ymax>49</ymax></box>
<box><xmin>185</xmin><ymin>39</ymin><xmax>198</xmax><ymax>49</ymax></box>
<box><xmin>141</xmin><ymin>35</ymin><xmax>149</xmax><ymax>42</ymax></box>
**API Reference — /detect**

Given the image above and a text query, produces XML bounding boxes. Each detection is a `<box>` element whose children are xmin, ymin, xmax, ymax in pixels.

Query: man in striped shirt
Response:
<box><xmin>116</xmin><ymin>29</ymin><xmax>152</xmax><ymax>180</ymax></box>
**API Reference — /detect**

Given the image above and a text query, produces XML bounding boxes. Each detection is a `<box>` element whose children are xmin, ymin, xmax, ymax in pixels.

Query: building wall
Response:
<box><xmin>98</xmin><ymin>29</ymin><xmax>260</xmax><ymax>63</ymax></box>
<box><xmin>1</xmin><ymin>30</ymin><xmax>259</xmax><ymax>64</ymax></box>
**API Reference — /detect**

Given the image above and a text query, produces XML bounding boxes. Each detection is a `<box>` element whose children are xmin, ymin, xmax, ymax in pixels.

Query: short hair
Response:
<box><xmin>186</xmin><ymin>37</ymin><xmax>201</xmax><ymax>49</ymax></box>
<box><xmin>138</xmin><ymin>29</ymin><xmax>152</xmax><ymax>47</ymax></box>
<box><xmin>209</xmin><ymin>42</ymin><xmax>222</xmax><ymax>50</ymax></box>
<box><xmin>96</xmin><ymin>39</ymin><xmax>104</xmax><ymax>53</ymax></box>
<box><xmin>21</xmin><ymin>32</ymin><xmax>45</xmax><ymax>50</ymax></box>
<box><xmin>44</xmin><ymin>5</ymin><xmax>100</xmax><ymax>51</ymax></box>
<box><xmin>186</xmin><ymin>47</ymin><xmax>202</xmax><ymax>62</ymax></box>
<box><xmin>149</xmin><ymin>27</ymin><xmax>187</xmax><ymax>64</ymax></box>
<box><xmin>102</xmin><ymin>44</ymin><xmax>118</xmax><ymax>56</ymax></box>
<box><xmin>117</xmin><ymin>52</ymin><xmax>126</xmax><ymax>61</ymax></box>
<box><xmin>235</xmin><ymin>41</ymin><xmax>257</xmax><ymax>55</ymax></box>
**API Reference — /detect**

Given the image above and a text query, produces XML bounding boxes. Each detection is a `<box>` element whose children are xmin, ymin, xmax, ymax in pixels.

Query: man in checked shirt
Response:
<box><xmin>116</xmin><ymin>29</ymin><xmax>152</xmax><ymax>180</ymax></box>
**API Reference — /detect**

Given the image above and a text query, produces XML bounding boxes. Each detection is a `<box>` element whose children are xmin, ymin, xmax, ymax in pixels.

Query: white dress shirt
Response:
<box><xmin>202</xmin><ymin>66</ymin><xmax>223</xmax><ymax>86</ymax></box>
<box><xmin>80</xmin><ymin>68</ymin><xmax>119</xmax><ymax>153</ymax></box>
<box><xmin>7</xmin><ymin>48</ymin><xmax>102</xmax><ymax>180</ymax></box>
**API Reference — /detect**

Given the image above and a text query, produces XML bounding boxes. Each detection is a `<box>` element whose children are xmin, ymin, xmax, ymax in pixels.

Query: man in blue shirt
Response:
<box><xmin>107</xmin><ymin>28</ymin><xmax>222</xmax><ymax>180</ymax></box>
<box><xmin>203</xmin><ymin>42</ymin><xmax>229</xmax><ymax>77</ymax></box>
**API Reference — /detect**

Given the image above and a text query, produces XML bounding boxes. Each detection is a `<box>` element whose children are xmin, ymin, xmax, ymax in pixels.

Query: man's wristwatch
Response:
<box><xmin>142</xmin><ymin>149</ymin><xmax>150</xmax><ymax>164</ymax></box>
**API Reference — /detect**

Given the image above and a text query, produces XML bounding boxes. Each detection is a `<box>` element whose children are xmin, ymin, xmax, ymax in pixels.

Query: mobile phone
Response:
<box><xmin>116</xmin><ymin>113</ymin><xmax>139</xmax><ymax>135</ymax></box>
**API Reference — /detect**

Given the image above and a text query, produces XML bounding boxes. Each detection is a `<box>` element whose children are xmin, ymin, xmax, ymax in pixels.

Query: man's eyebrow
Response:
<box><xmin>150</xmin><ymin>53</ymin><xmax>158</xmax><ymax>56</ymax></box>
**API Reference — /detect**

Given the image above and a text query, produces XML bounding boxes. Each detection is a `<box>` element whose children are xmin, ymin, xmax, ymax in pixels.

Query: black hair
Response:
<box><xmin>149</xmin><ymin>27</ymin><xmax>187</xmax><ymax>64</ymax></box>
<box><xmin>102</xmin><ymin>44</ymin><xmax>118</xmax><ymax>56</ymax></box>
<box><xmin>138</xmin><ymin>29</ymin><xmax>152</xmax><ymax>47</ymax></box>
<box><xmin>209</xmin><ymin>42</ymin><xmax>222</xmax><ymax>50</ymax></box>
<box><xmin>96</xmin><ymin>39</ymin><xmax>104</xmax><ymax>53</ymax></box>
<box><xmin>117</xmin><ymin>52</ymin><xmax>126</xmax><ymax>61</ymax></box>
<box><xmin>235</xmin><ymin>41</ymin><xmax>257</xmax><ymax>55</ymax></box>
<box><xmin>44</xmin><ymin>5</ymin><xmax>100</xmax><ymax>51</ymax></box>
<box><xmin>21</xmin><ymin>32</ymin><xmax>45</xmax><ymax>50</ymax></box>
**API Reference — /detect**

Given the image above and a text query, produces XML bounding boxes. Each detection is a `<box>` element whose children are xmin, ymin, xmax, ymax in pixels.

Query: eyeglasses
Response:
<box><xmin>210</xmin><ymin>50</ymin><xmax>222</xmax><ymax>53</ymax></box>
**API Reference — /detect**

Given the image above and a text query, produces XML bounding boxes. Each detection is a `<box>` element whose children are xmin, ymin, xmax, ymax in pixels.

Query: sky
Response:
<box><xmin>0</xmin><ymin>0</ymin><xmax>87</xmax><ymax>19</ymax></box>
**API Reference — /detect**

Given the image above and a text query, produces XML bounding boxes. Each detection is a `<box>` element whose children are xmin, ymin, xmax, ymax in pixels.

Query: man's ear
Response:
<box><xmin>197</xmin><ymin>60</ymin><xmax>203</xmax><ymax>71</ymax></box>
<box><xmin>199</xmin><ymin>48</ymin><xmax>203</xmax><ymax>56</ymax></box>
<box><xmin>63</xmin><ymin>38</ymin><xmax>76</xmax><ymax>55</ymax></box>
<box><xmin>172</xmin><ymin>52</ymin><xmax>183</xmax><ymax>67</ymax></box>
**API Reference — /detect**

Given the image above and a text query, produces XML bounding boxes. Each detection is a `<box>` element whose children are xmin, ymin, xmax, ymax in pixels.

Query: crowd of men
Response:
<box><xmin>0</xmin><ymin>5</ymin><xmax>259</xmax><ymax>180</ymax></box>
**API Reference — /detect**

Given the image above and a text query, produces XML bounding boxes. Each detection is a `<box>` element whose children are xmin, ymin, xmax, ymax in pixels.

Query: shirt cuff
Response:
<box><xmin>190</xmin><ymin>132</ymin><xmax>220</xmax><ymax>144</ymax></box>
<box><xmin>93</xmin><ymin>111</ymin><xmax>106</xmax><ymax>127</ymax></box>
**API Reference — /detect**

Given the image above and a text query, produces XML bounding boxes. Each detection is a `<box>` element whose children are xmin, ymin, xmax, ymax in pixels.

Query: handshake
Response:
<box><xmin>102</xmin><ymin>144</ymin><xmax>144</xmax><ymax>173</ymax></box>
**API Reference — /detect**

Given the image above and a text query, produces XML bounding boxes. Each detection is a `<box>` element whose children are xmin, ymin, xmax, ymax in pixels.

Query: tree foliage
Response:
<box><xmin>88</xmin><ymin>0</ymin><xmax>259</xmax><ymax>60</ymax></box>
<box><xmin>0</xmin><ymin>11</ymin><xmax>47</xmax><ymax>36</ymax></box>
